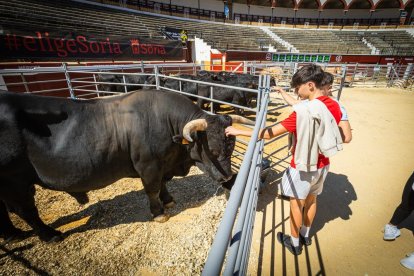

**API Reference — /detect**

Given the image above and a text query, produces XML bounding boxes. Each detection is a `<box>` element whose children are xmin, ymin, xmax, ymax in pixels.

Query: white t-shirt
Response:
<box><xmin>297</xmin><ymin>98</ymin><xmax>349</xmax><ymax>121</ymax></box>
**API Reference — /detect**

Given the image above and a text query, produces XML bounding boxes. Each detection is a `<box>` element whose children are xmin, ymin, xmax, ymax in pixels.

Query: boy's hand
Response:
<box><xmin>270</xmin><ymin>86</ymin><xmax>286</xmax><ymax>98</ymax></box>
<box><xmin>225</xmin><ymin>126</ymin><xmax>240</xmax><ymax>137</ymax></box>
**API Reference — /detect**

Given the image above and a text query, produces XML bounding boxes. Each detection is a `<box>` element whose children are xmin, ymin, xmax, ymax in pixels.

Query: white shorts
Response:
<box><xmin>281</xmin><ymin>165</ymin><xmax>330</xmax><ymax>200</ymax></box>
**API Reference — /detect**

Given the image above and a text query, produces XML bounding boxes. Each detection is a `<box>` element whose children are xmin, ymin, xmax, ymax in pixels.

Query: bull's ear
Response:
<box><xmin>173</xmin><ymin>135</ymin><xmax>190</xmax><ymax>145</ymax></box>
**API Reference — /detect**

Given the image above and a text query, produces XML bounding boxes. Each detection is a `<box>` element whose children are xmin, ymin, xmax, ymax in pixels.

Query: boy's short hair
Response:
<box><xmin>321</xmin><ymin>72</ymin><xmax>334</xmax><ymax>87</ymax></box>
<box><xmin>290</xmin><ymin>64</ymin><xmax>325</xmax><ymax>89</ymax></box>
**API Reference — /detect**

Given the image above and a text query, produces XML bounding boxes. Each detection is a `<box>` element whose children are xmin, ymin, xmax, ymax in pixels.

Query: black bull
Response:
<box><xmin>0</xmin><ymin>90</ymin><xmax>254</xmax><ymax>242</ymax></box>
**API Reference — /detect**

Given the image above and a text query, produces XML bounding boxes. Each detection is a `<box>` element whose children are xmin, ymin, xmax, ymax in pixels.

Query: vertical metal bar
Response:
<box><xmin>257</xmin><ymin>75</ymin><xmax>263</xmax><ymax>109</ymax></box>
<box><xmin>350</xmin><ymin>63</ymin><xmax>358</xmax><ymax>87</ymax></box>
<box><xmin>0</xmin><ymin>74</ymin><xmax>7</xmax><ymax>91</ymax></box>
<box><xmin>122</xmin><ymin>74</ymin><xmax>128</xmax><ymax>93</ymax></box>
<box><xmin>20</xmin><ymin>73</ymin><xmax>30</xmax><ymax>93</ymax></box>
<box><xmin>337</xmin><ymin>65</ymin><xmax>346</xmax><ymax>100</ymax></box>
<box><xmin>63</xmin><ymin>63</ymin><xmax>76</xmax><ymax>99</ymax></box>
<box><xmin>93</xmin><ymin>73</ymin><xmax>100</xmax><ymax>97</ymax></box>
<box><xmin>210</xmin><ymin>86</ymin><xmax>214</xmax><ymax>114</ymax></box>
<box><xmin>155</xmin><ymin>66</ymin><xmax>160</xmax><ymax>90</ymax></box>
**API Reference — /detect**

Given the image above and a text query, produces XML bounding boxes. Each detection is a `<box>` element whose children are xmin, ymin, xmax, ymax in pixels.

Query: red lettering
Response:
<box><xmin>54</xmin><ymin>39</ymin><xmax>67</xmax><ymax>57</ymax></box>
<box><xmin>66</xmin><ymin>40</ymin><xmax>76</xmax><ymax>53</ymax></box>
<box><xmin>113</xmin><ymin>43</ymin><xmax>121</xmax><ymax>54</ymax></box>
<box><xmin>140</xmin><ymin>44</ymin><xmax>147</xmax><ymax>54</ymax></box>
<box><xmin>160</xmin><ymin>47</ymin><xmax>166</xmax><ymax>55</ymax></box>
<box><xmin>77</xmin><ymin>36</ymin><xmax>88</xmax><ymax>53</ymax></box>
<box><xmin>107</xmin><ymin>38</ymin><xmax>113</xmax><ymax>54</ymax></box>
<box><xmin>90</xmin><ymin>41</ymin><xmax>99</xmax><ymax>53</ymax></box>
<box><xmin>36</xmin><ymin>32</ymin><xmax>46</xmax><ymax>51</ymax></box>
<box><xmin>99</xmin><ymin>41</ymin><xmax>106</xmax><ymax>53</ymax></box>
<box><xmin>148</xmin><ymin>46</ymin><xmax>154</xmax><ymax>55</ymax></box>
<box><xmin>5</xmin><ymin>35</ymin><xmax>18</xmax><ymax>50</ymax></box>
<box><xmin>44</xmin><ymin>32</ymin><xmax>53</xmax><ymax>51</ymax></box>
<box><xmin>23</xmin><ymin>36</ymin><xmax>37</xmax><ymax>51</ymax></box>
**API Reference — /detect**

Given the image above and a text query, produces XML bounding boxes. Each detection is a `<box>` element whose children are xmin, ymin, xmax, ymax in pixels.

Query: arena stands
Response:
<box><xmin>0</xmin><ymin>0</ymin><xmax>413</xmax><ymax>55</ymax></box>
<box><xmin>360</xmin><ymin>31</ymin><xmax>414</xmax><ymax>55</ymax></box>
<box><xmin>271</xmin><ymin>28</ymin><xmax>371</xmax><ymax>55</ymax></box>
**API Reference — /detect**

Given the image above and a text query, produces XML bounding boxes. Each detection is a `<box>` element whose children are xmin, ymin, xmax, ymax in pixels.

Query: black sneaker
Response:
<box><xmin>299</xmin><ymin>233</ymin><xmax>312</xmax><ymax>246</ymax></box>
<box><xmin>277</xmin><ymin>232</ymin><xmax>302</xmax><ymax>256</ymax></box>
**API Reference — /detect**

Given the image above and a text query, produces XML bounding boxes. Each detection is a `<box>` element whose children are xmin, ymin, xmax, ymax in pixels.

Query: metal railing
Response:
<box><xmin>203</xmin><ymin>75</ymin><xmax>272</xmax><ymax>275</ymax></box>
<box><xmin>247</xmin><ymin>61</ymin><xmax>414</xmax><ymax>89</ymax></box>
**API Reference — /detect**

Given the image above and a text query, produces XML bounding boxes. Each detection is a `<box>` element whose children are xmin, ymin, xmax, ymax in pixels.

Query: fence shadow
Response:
<box><xmin>0</xmin><ymin>243</ymin><xmax>50</xmax><ymax>275</ymax></box>
<box><xmin>255</xmin><ymin>170</ymin><xmax>356</xmax><ymax>275</ymax></box>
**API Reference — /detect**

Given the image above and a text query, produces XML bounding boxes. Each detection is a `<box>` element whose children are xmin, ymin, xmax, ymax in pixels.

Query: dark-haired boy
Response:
<box><xmin>274</xmin><ymin>71</ymin><xmax>352</xmax><ymax>143</ymax></box>
<box><xmin>225</xmin><ymin>64</ymin><xmax>345</xmax><ymax>255</ymax></box>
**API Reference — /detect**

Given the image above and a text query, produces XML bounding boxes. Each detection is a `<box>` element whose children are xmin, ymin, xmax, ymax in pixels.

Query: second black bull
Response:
<box><xmin>162</xmin><ymin>72</ymin><xmax>275</xmax><ymax>115</ymax></box>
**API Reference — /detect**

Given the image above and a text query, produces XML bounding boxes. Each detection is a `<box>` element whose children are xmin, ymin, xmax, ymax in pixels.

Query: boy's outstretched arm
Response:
<box><xmin>225</xmin><ymin>124</ymin><xmax>288</xmax><ymax>140</ymax></box>
<box><xmin>271</xmin><ymin>86</ymin><xmax>300</xmax><ymax>106</ymax></box>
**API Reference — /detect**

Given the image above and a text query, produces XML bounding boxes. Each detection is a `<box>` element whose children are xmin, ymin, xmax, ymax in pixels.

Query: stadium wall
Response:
<box><xmin>123</xmin><ymin>0</ymin><xmax>403</xmax><ymax>20</ymax></box>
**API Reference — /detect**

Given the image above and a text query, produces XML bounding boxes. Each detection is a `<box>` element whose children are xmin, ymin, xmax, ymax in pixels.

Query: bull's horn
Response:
<box><xmin>229</xmin><ymin>115</ymin><xmax>255</xmax><ymax>126</ymax></box>
<box><xmin>182</xmin><ymin>119</ymin><xmax>208</xmax><ymax>142</ymax></box>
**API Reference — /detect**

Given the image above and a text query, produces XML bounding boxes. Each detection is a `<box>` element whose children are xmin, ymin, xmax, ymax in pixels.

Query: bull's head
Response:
<box><xmin>173</xmin><ymin>115</ymin><xmax>254</xmax><ymax>183</ymax></box>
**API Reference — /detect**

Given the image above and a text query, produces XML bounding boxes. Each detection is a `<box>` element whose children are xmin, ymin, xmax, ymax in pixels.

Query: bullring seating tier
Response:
<box><xmin>270</xmin><ymin>28</ymin><xmax>371</xmax><ymax>55</ymax></box>
<box><xmin>359</xmin><ymin>31</ymin><xmax>414</xmax><ymax>55</ymax></box>
<box><xmin>0</xmin><ymin>0</ymin><xmax>288</xmax><ymax>52</ymax></box>
<box><xmin>0</xmin><ymin>0</ymin><xmax>413</xmax><ymax>55</ymax></box>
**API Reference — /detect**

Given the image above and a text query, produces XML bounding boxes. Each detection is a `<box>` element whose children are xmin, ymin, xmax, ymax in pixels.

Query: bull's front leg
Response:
<box><xmin>4</xmin><ymin>187</ymin><xmax>62</xmax><ymax>242</ymax></box>
<box><xmin>138</xmin><ymin>163</ymin><xmax>169</xmax><ymax>223</ymax></box>
<box><xmin>160</xmin><ymin>178</ymin><xmax>175</xmax><ymax>209</ymax></box>
<box><xmin>0</xmin><ymin>200</ymin><xmax>25</xmax><ymax>242</ymax></box>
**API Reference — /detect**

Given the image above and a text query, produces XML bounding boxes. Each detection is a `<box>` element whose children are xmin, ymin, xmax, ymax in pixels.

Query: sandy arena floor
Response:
<box><xmin>251</xmin><ymin>87</ymin><xmax>414</xmax><ymax>275</ymax></box>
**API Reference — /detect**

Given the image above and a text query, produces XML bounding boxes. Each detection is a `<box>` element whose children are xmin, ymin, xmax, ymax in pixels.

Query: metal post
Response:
<box><xmin>122</xmin><ymin>74</ymin><xmax>128</xmax><ymax>93</ymax></box>
<box><xmin>210</xmin><ymin>86</ymin><xmax>214</xmax><ymax>113</ymax></box>
<box><xmin>63</xmin><ymin>63</ymin><xmax>76</xmax><ymax>99</ymax></box>
<box><xmin>93</xmin><ymin>73</ymin><xmax>100</xmax><ymax>97</ymax></box>
<box><xmin>403</xmin><ymin>63</ymin><xmax>413</xmax><ymax>81</ymax></box>
<box><xmin>338</xmin><ymin>65</ymin><xmax>346</xmax><ymax>100</ymax></box>
<box><xmin>155</xmin><ymin>66</ymin><xmax>160</xmax><ymax>90</ymax></box>
<box><xmin>141</xmin><ymin>60</ymin><xmax>145</xmax><ymax>72</ymax></box>
<box><xmin>350</xmin><ymin>63</ymin><xmax>358</xmax><ymax>87</ymax></box>
<box><xmin>198</xmin><ymin>0</ymin><xmax>200</xmax><ymax>19</ymax></box>
<box><xmin>20</xmin><ymin>73</ymin><xmax>30</xmax><ymax>93</ymax></box>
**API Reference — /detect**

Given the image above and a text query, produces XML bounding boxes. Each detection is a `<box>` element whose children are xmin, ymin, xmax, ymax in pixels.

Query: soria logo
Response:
<box><xmin>129</xmin><ymin>38</ymin><xmax>167</xmax><ymax>55</ymax></box>
<box><xmin>3</xmin><ymin>32</ymin><xmax>122</xmax><ymax>57</ymax></box>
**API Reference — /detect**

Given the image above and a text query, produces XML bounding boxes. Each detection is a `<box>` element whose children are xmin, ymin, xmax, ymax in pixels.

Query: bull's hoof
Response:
<box><xmin>153</xmin><ymin>214</ymin><xmax>170</xmax><ymax>223</ymax></box>
<box><xmin>68</xmin><ymin>192</ymin><xmax>89</xmax><ymax>205</ymax></box>
<box><xmin>39</xmin><ymin>229</ymin><xmax>63</xmax><ymax>243</ymax></box>
<box><xmin>0</xmin><ymin>228</ymin><xmax>26</xmax><ymax>243</ymax></box>
<box><xmin>164</xmin><ymin>200</ymin><xmax>176</xmax><ymax>209</ymax></box>
<box><xmin>46</xmin><ymin>235</ymin><xmax>63</xmax><ymax>243</ymax></box>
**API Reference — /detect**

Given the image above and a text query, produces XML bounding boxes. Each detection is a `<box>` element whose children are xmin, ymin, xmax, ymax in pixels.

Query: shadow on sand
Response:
<box><xmin>256</xmin><ymin>170</ymin><xmax>357</xmax><ymax>275</ymax></box>
<box><xmin>49</xmin><ymin>174</ymin><xmax>225</xmax><ymax>237</ymax></box>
